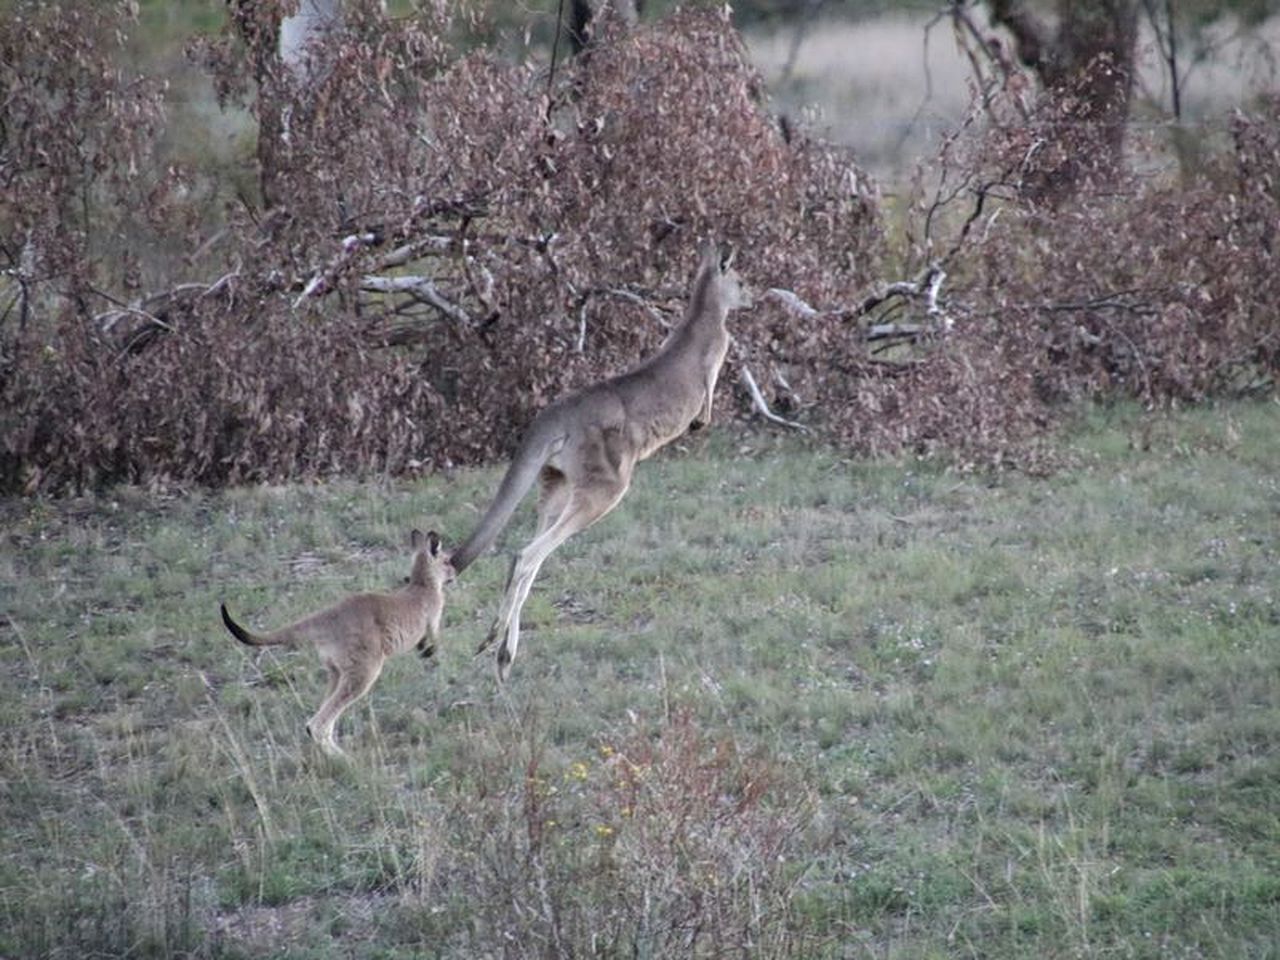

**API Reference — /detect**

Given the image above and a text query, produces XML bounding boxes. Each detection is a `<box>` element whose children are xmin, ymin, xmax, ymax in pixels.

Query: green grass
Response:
<box><xmin>2</xmin><ymin>400</ymin><xmax>1278</xmax><ymax>958</ymax></box>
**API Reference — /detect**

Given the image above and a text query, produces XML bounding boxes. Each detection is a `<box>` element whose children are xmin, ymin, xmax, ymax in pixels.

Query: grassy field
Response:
<box><xmin>1</xmin><ymin>401</ymin><xmax>1277</xmax><ymax>958</ymax></box>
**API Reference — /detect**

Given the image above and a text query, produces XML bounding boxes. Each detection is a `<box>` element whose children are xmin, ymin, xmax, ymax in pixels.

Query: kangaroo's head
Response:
<box><xmin>691</xmin><ymin>240</ymin><xmax>752</xmax><ymax>319</ymax></box>
<box><xmin>408</xmin><ymin>529</ymin><xmax>456</xmax><ymax>589</ymax></box>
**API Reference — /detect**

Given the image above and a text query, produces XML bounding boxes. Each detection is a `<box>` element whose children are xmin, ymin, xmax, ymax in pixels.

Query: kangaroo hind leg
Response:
<box><xmin>306</xmin><ymin>659</ymin><xmax>383</xmax><ymax>757</ymax></box>
<box><xmin>306</xmin><ymin>662</ymin><xmax>342</xmax><ymax>748</ymax></box>
<box><xmin>475</xmin><ymin>466</ymin><xmax>571</xmax><ymax>657</ymax></box>
<box><xmin>492</xmin><ymin>477</ymin><xmax>629</xmax><ymax>682</ymax></box>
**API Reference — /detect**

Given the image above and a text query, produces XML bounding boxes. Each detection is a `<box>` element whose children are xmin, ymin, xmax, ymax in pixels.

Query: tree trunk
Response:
<box><xmin>229</xmin><ymin>0</ymin><xmax>357</xmax><ymax>209</ymax></box>
<box><xmin>280</xmin><ymin>0</ymin><xmax>345</xmax><ymax>76</ymax></box>
<box><xmin>986</xmin><ymin>0</ymin><xmax>1139</xmax><ymax>197</ymax></box>
<box><xmin>228</xmin><ymin>0</ymin><xmax>286</xmax><ymax>209</ymax></box>
<box><xmin>567</xmin><ymin>0</ymin><xmax>642</xmax><ymax>55</ymax></box>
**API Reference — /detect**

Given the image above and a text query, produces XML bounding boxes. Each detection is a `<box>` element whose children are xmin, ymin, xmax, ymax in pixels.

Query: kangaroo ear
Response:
<box><xmin>719</xmin><ymin>243</ymin><xmax>736</xmax><ymax>271</ymax></box>
<box><xmin>410</xmin><ymin>528</ymin><xmax>425</xmax><ymax>550</ymax></box>
<box><xmin>426</xmin><ymin>530</ymin><xmax>442</xmax><ymax>557</ymax></box>
<box><xmin>699</xmin><ymin>239</ymin><xmax>720</xmax><ymax>275</ymax></box>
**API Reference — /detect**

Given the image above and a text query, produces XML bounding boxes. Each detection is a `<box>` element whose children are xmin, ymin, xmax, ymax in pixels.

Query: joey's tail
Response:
<box><xmin>450</xmin><ymin>424</ymin><xmax>565</xmax><ymax>574</ymax></box>
<box><xmin>220</xmin><ymin>603</ymin><xmax>283</xmax><ymax>647</ymax></box>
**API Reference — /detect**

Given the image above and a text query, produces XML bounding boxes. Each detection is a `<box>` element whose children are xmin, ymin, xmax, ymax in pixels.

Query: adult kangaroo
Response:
<box><xmin>451</xmin><ymin>241</ymin><xmax>749</xmax><ymax>680</ymax></box>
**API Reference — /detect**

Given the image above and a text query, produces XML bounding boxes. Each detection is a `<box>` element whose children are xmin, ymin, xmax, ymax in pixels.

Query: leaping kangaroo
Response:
<box><xmin>450</xmin><ymin>241</ymin><xmax>749</xmax><ymax>680</ymax></box>
<box><xmin>221</xmin><ymin>529</ymin><xmax>455</xmax><ymax>756</ymax></box>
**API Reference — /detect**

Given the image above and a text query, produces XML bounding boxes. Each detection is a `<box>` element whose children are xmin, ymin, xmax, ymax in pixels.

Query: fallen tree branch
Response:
<box><xmin>573</xmin><ymin>284</ymin><xmax>677</xmax><ymax>353</ymax></box>
<box><xmin>97</xmin><ymin>305</ymin><xmax>176</xmax><ymax>336</ymax></box>
<box><xmin>866</xmin><ymin>322</ymin><xmax>928</xmax><ymax>341</ymax></box>
<box><xmin>765</xmin><ymin>287</ymin><xmax>820</xmax><ymax>318</ymax></box>
<box><xmin>292</xmin><ymin>195</ymin><xmax>488</xmax><ymax>308</ymax></box>
<box><xmin>767</xmin><ymin>263</ymin><xmax>953</xmax><ymax>338</ymax></box>
<box><xmin>739</xmin><ymin>364</ymin><xmax>808</xmax><ymax>431</ymax></box>
<box><xmin>360</xmin><ymin>274</ymin><xmax>472</xmax><ymax>327</ymax></box>
<box><xmin>93</xmin><ymin>273</ymin><xmax>242</xmax><ymax>352</ymax></box>
<box><xmin>375</xmin><ymin>234</ymin><xmax>455</xmax><ymax>269</ymax></box>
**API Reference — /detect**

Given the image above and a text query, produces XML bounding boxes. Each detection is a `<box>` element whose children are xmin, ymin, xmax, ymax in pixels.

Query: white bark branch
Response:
<box><xmin>360</xmin><ymin>274</ymin><xmax>472</xmax><ymax>326</ymax></box>
<box><xmin>766</xmin><ymin>287</ymin><xmax>820</xmax><ymax>318</ymax></box>
<box><xmin>94</xmin><ymin>273</ymin><xmax>240</xmax><ymax>333</ymax></box>
<box><xmin>375</xmin><ymin>235</ymin><xmax>455</xmax><ymax>268</ymax></box>
<box><xmin>293</xmin><ymin>273</ymin><xmax>326</xmax><ymax>308</ymax></box>
<box><xmin>866</xmin><ymin>322</ymin><xmax>927</xmax><ymax>340</ymax></box>
<box><xmin>602</xmin><ymin>287</ymin><xmax>670</xmax><ymax>328</ymax></box>
<box><xmin>739</xmin><ymin>364</ymin><xmax>808</xmax><ymax>432</ymax></box>
<box><xmin>767</xmin><ymin>263</ymin><xmax>953</xmax><ymax>337</ymax></box>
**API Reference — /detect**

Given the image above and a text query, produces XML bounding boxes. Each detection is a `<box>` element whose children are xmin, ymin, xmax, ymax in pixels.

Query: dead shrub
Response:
<box><xmin>961</xmin><ymin>94</ymin><xmax>1280</xmax><ymax>408</ymax></box>
<box><xmin>2</xmin><ymin>5</ymin><xmax>882</xmax><ymax>494</ymax></box>
<box><xmin>421</xmin><ymin>708</ymin><xmax>814</xmax><ymax>957</ymax></box>
<box><xmin>1</xmin><ymin>3</ymin><xmax>1276</xmax><ymax>494</ymax></box>
<box><xmin>840</xmin><ymin>81</ymin><xmax>1280</xmax><ymax>471</ymax></box>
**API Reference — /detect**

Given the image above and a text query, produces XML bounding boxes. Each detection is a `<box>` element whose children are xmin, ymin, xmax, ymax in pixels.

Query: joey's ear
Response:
<box><xmin>719</xmin><ymin>243</ymin><xmax>736</xmax><ymax>272</ymax></box>
<box><xmin>410</xmin><ymin>528</ymin><xmax>425</xmax><ymax>550</ymax></box>
<box><xmin>426</xmin><ymin>530</ymin><xmax>442</xmax><ymax>557</ymax></box>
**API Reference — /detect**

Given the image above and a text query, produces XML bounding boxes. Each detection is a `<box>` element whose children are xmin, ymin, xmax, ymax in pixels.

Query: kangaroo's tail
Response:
<box><xmin>220</xmin><ymin>603</ymin><xmax>281</xmax><ymax>647</ymax></box>
<box><xmin>450</xmin><ymin>423</ymin><xmax>565</xmax><ymax>574</ymax></box>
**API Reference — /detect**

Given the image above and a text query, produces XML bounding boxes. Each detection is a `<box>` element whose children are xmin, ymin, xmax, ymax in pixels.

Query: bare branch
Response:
<box><xmin>292</xmin><ymin>195</ymin><xmax>488</xmax><ymax>309</ymax></box>
<box><xmin>739</xmin><ymin>365</ymin><xmax>808</xmax><ymax>432</ymax></box>
<box><xmin>866</xmin><ymin>322</ymin><xmax>928</xmax><ymax>341</ymax></box>
<box><xmin>765</xmin><ymin>287</ymin><xmax>819</xmax><ymax>318</ymax></box>
<box><xmin>205</xmin><ymin>271</ymin><xmax>241</xmax><ymax>299</ymax></box>
<box><xmin>767</xmin><ymin>263</ymin><xmax>952</xmax><ymax>339</ymax></box>
<box><xmin>96</xmin><ymin>305</ymin><xmax>176</xmax><ymax>336</ymax></box>
<box><xmin>924</xmin><ymin>266</ymin><xmax>951</xmax><ymax>329</ymax></box>
<box><xmin>293</xmin><ymin>273</ymin><xmax>327</xmax><ymax>307</ymax></box>
<box><xmin>375</xmin><ymin>235</ymin><xmax>455</xmax><ymax>269</ymax></box>
<box><xmin>94</xmin><ymin>273</ymin><xmax>242</xmax><ymax>337</ymax></box>
<box><xmin>360</xmin><ymin>275</ymin><xmax>473</xmax><ymax>327</ymax></box>
<box><xmin>602</xmin><ymin>287</ymin><xmax>672</xmax><ymax>328</ymax></box>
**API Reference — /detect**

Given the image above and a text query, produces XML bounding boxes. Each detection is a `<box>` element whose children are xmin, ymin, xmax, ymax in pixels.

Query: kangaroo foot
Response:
<box><xmin>307</xmin><ymin>723</ymin><xmax>347</xmax><ymax>759</ymax></box>
<box><xmin>495</xmin><ymin>643</ymin><xmax>513</xmax><ymax>684</ymax></box>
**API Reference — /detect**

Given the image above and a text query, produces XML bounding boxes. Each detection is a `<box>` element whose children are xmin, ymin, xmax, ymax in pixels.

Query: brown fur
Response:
<box><xmin>450</xmin><ymin>241</ymin><xmax>749</xmax><ymax>680</ymax></box>
<box><xmin>220</xmin><ymin>529</ymin><xmax>456</xmax><ymax>757</ymax></box>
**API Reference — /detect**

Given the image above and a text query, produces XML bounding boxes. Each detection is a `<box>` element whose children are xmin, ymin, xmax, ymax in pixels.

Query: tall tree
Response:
<box><xmin>984</xmin><ymin>0</ymin><xmax>1140</xmax><ymax>191</ymax></box>
<box><xmin>228</xmin><ymin>0</ymin><xmax>351</xmax><ymax>209</ymax></box>
<box><xmin>227</xmin><ymin>0</ymin><xmax>287</xmax><ymax>208</ymax></box>
<box><xmin>567</xmin><ymin>0</ymin><xmax>643</xmax><ymax>55</ymax></box>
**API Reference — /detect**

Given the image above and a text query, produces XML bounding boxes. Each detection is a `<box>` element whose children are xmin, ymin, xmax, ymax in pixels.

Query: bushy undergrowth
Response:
<box><xmin>416</xmin><ymin>707</ymin><xmax>812</xmax><ymax>956</ymax></box>
<box><xmin>1</xmin><ymin>1</ymin><xmax>1276</xmax><ymax>493</ymax></box>
<box><xmin>950</xmin><ymin>85</ymin><xmax>1280</xmax><ymax>417</ymax></box>
<box><xmin>825</xmin><ymin>77</ymin><xmax>1280</xmax><ymax>470</ymax></box>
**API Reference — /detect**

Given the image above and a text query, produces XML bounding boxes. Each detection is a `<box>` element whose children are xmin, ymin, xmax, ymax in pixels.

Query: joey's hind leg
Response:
<box><xmin>306</xmin><ymin>662</ymin><xmax>342</xmax><ymax>751</ymax></box>
<box><xmin>307</xmin><ymin>660</ymin><xmax>383</xmax><ymax>756</ymax></box>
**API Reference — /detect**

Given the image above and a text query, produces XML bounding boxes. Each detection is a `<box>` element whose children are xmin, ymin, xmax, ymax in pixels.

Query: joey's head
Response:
<box><xmin>692</xmin><ymin>240</ymin><xmax>752</xmax><ymax>318</ymax></box>
<box><xmin>408</xmin><ymin>529</ymin><xmax>456</xmax><ymax>589</ymax></box>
